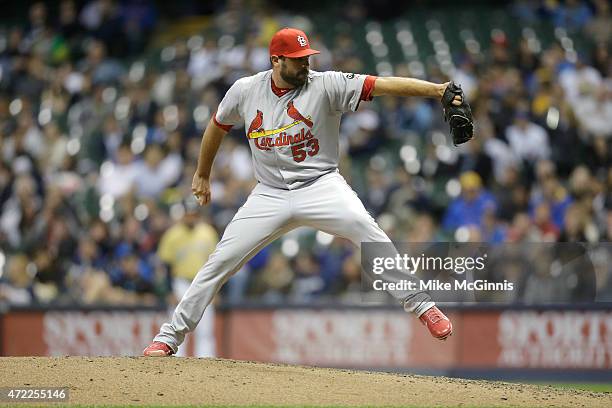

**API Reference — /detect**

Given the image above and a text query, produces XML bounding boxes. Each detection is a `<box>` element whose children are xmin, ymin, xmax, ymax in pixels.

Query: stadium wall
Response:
<box><xmin>2</xmin><ymin>305</ymin><xmax>611</xmax><ymax>381</ymax></box>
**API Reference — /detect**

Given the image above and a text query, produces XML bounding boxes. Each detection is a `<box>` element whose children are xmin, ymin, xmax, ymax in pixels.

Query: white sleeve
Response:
<box><xmin>215</xmin><ymin>79</ymin><xmax>244</xmax><ymax>126</ymax></box>
<box><xmin>322</xmin><ymin>71</ymin><xmax>368</xmax><ymax>113</ymax></box>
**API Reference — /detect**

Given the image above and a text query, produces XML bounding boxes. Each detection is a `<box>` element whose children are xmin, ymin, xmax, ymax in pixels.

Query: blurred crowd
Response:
<box><xmin>0</xmin><ymin>0</ymin><xmax>611</xmax><ymax>307</ymax></box>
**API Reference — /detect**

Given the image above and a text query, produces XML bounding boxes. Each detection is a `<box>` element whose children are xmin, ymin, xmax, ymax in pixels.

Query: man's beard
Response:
<box><xmin>280</xmin><ymin>67</ymin><xmax>308</xmax><ymax>87</ymax></box>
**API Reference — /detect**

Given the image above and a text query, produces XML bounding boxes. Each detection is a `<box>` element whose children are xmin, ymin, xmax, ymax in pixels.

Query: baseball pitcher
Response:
<box><xmin>144</xmin><ymin>27</ymin><xmax>473</xmax><ymax>356</ymax></box>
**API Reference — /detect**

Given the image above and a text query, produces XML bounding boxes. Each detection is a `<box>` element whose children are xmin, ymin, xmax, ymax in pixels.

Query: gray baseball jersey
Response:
<box><xmin>215</xmin><ymin>69</ymin><xmax>368</xmax><ymax>189</ymax></box>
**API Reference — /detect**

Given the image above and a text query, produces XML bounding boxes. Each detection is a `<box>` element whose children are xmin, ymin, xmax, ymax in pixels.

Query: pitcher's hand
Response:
<box><xmin>192</xmin><ymin>173</ymin><xmax>211</xmax><ymax>205</ymax></box>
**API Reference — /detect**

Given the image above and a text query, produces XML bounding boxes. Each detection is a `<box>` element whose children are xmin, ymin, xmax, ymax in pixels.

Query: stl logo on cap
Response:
<box><xmin>269</xmin><ymin>27</ymin><xmax>320</xmax><ymax>58</ymax></box>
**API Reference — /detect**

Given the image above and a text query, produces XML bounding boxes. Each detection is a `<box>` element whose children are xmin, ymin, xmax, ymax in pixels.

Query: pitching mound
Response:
<box><xmin>1</xmin><ymin>357</ymin><xmax>610</xmax><ymax>407</ymax></box>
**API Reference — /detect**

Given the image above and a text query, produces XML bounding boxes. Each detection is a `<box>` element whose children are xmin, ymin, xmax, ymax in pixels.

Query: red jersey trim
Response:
<box><xmin>271</xmin><ymin>77</ymin><xmax>293</xmax><ymax>97</ymax></box>
<box><xmin>212</xmin><ymin>111</ymin><xmax>233</xmax><ymax>132</ymax></box>
<box><xmin>360</xmin><ymin>75</ymin><xmax>377</xmax><ymax>101</ymax></box>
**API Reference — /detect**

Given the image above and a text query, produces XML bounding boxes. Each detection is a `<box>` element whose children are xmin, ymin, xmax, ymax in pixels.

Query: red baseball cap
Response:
<box><xmin>269</xmin><ymin>27</ymin><xmax>320</xmax><ymax>58</ymax></box>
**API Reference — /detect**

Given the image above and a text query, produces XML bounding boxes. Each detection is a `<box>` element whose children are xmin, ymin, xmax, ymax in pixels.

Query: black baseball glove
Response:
<box><xmin>441</xmin><ymin>82</ymin><xmax>474</xmax><ymax>146</ymax></box>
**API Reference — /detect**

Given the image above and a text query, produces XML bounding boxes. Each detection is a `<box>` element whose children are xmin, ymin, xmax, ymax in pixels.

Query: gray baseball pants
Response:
<box><xmin>154</xmin><ymin>171</ymin><xmax>434</xmax><ymax>352</ymax></box>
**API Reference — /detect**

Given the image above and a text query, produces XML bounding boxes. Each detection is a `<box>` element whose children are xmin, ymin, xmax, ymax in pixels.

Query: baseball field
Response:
<box><xmin>1</xmin><ymin>357</ymin><xmax>610</xmax><ymax>407</ymax></box>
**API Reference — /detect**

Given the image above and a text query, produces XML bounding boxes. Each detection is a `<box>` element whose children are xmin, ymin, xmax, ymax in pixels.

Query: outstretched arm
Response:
<box><xmin>371</xmin><ymin>77</ymin><xmax>472</xmax><ymax>145</ymax></box>
<box><xmin>192</xmin><ymin>118</ymin><xmax>228</xmax><ymax>206</ymax></box>
<box><xmin>372</xmin><ymin>77</ymin><xmax>459</xmax><ymax>102</ymax></box>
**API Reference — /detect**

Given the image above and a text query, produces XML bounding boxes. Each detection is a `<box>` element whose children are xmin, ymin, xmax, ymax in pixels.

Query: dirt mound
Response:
<box><xmin>1</xmin><ymin>357</ymin><xmax>610</xmax><ymax>407</ymax></box>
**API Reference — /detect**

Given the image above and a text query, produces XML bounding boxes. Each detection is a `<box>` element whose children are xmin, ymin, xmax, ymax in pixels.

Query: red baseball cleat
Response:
<box><xmin>419</xmin><ymin>306</ymin><xmax>453</xmax><ymax>340</ymax></box>
<box><xmin>143</xmin><ymin>341</ymin><xmax>174</xmax><ymax>357</ymax></box>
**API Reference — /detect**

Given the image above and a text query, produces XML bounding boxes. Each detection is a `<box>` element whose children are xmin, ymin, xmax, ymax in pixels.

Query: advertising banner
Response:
<box><xmin>1</xmin><ymin>309</ymin><xmax>168</xmax><ymax>356</ymax></box>
<box><xmin>2</xmin><ymin>307</ymin><xmax>610</xmax><ymax>371</ymax></box>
